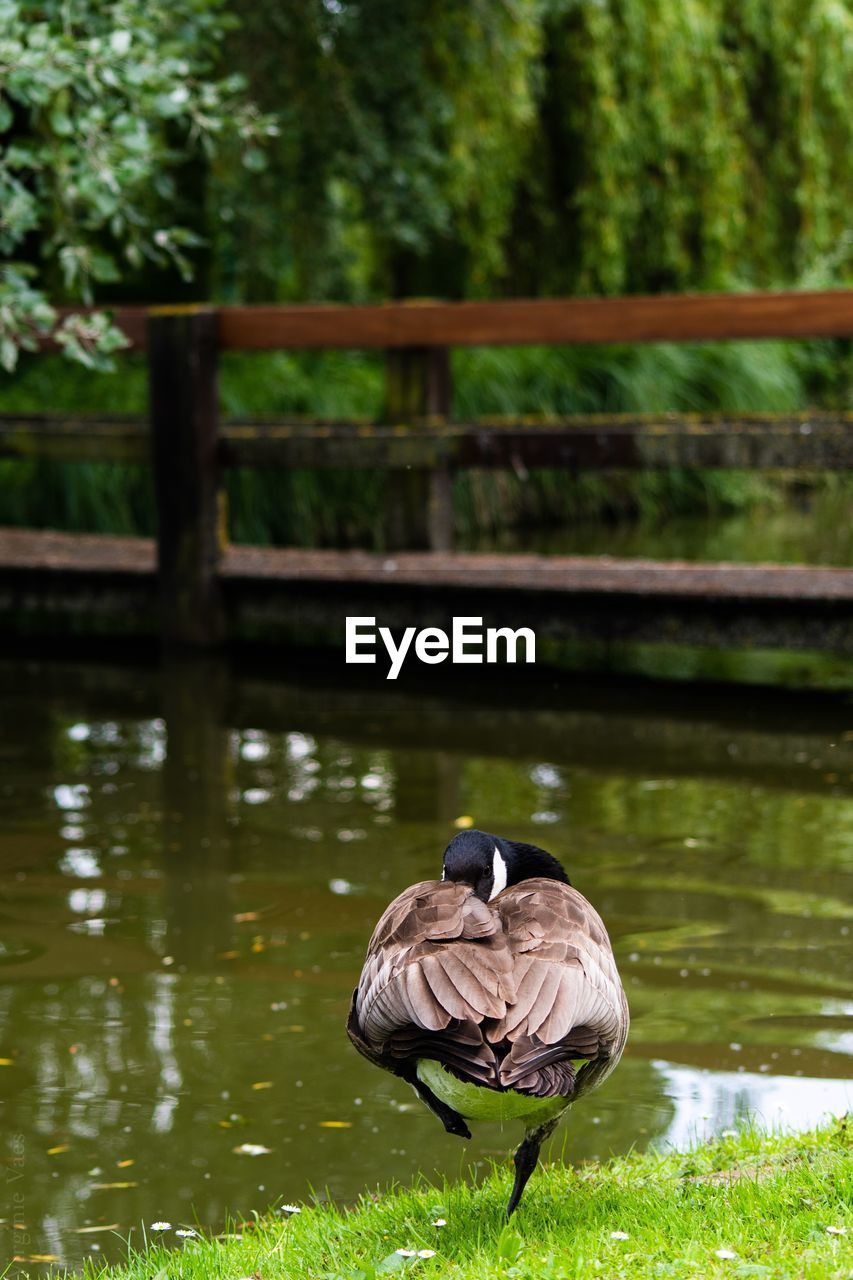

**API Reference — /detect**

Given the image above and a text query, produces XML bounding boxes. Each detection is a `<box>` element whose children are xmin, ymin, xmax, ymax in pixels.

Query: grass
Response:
<box><xmin>64</xmin><ymin>1118</ymin><xmax>851</xmax><ymax>1280</ymax></box>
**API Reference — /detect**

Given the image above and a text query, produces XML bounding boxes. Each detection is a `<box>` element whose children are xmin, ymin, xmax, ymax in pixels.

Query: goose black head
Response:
<box><xmin>442</xmin><ymin>829</ymin><xmax>570</xmax><ymax>903</ymax></box>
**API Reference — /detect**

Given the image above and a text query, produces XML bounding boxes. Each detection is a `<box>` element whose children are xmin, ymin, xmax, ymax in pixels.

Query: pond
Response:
<box><xmin>0</xmin><ymin>656</ymin><xmax>851</xmax><ymax>1270</ymax></box>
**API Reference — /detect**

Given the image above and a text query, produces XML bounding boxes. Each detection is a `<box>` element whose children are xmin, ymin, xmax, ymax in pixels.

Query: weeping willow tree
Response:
<box><xmin>220</xmin><ymin>0</ymin><xmax>853</xmax><ymax>301</ymax></box>
<box><xmin>515</xmin><ymin>0</ymin><xmax>853</xmax><ymax>295</ymax></box>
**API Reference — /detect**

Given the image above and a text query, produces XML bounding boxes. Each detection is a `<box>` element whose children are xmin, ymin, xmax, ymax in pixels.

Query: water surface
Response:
<box><xmin>0</xmin><ymin>657</ymin><xmax>851</xmax><ymax>1270</ymax></box>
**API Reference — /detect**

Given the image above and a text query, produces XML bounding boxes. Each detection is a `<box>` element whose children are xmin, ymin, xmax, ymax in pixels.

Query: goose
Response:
<box><xmin>347</xmin><ymin>828</ymin><xmax>629</xmax><ymax>1215</ymax></box>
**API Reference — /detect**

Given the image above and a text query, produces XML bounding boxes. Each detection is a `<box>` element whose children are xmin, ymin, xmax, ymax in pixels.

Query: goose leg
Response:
<box><xmin>507</xmin><ymin>1118</ymin><xmax>559</xmax><ymax>1217</ymax></box>
<box><xmin>402</xmin><ymin>1069</ymin><xmax>471</xmax><ymax>1138</ymax></box>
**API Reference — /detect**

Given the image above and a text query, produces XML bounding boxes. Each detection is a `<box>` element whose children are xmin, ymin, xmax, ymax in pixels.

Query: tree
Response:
<box><xmin>223</xmin><ymin>0</ymin><xmax>853</xmax><ymax>303</ymax></box>
<box><xmin>220</xmin><ymin>0</ymin><xmax>542</xmax><ymax>301</ymax></box>
<box><xmin>511</xmin><ymin>0</ymin><xmax>853</xmax><ymax>296</ymax></box>
<box><xmin>0</xmin><ymin>0</ymin><xmax>274</xmax><ymax>370</ymax></box>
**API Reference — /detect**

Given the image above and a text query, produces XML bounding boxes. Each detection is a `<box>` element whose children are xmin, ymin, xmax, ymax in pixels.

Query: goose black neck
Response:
<box><xmin>500</xmin><ymin>838</ymin><xmax>571</xmax><ymax>887</ymax></box>
<box><xmin>443</xmin><ymin>829</ymin><xmax>570</xmax><ymax>900</ymax></box>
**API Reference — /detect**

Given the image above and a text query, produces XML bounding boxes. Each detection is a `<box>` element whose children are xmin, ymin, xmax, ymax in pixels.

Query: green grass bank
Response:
<box><xmin>61</xmin><ymin>1118</ymin><xmax>851</xmax><ymax>1280</ymax></box>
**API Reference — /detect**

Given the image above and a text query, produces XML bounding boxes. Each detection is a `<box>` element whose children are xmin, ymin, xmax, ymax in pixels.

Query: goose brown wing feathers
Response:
<box><xmin>490</xmin><ymin>878</ymin><xmax>629</xmax><ymax>1097</ymax></box>
<box><xmin>349</xmin><ymin>881</ymin><xmax>515</xmax><ymax>1083</ymax></box>
<box><xmin>348</xmin><ymin>876</ymin><xmax>628</xmax><ymax>1101</ymax></box>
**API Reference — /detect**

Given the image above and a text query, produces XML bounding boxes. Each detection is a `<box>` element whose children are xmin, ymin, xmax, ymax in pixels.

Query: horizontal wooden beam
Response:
<box><xmin>1</xmin><ymin>529</ymin><xmax>851</xmax><ymax>653</ymax></box>
<box><xmin>3</xmin><ymin>412</ymin><xmax>853</xmax><ymax>471</ymax></box>
<box><xmin>221</xmin><ymin>413</ymin><xmax>853</xmax><ymax>471</ymax></box>
<box><xmin>38</xmin><ymin>289</ymin><xmax>853</xmax><ymax>354</ymax></box>
<box><xmin>4</xmin><ymin>527</ymin><xmax>852</xmax><ymax>602</ymax></box>
<box><xmin>217</xmin><ymin>290</ymin><xmax>853</xmax><ymax>349</ymax></box>
<box><xmin>224</xmin><ymin>544</ymin><xmax>853</xmax><ymax>602</ymax></box>
<box><xmin>0</xmin><ymin>416</ymin><xmax>149</xmax><ymax>463</ymax></box>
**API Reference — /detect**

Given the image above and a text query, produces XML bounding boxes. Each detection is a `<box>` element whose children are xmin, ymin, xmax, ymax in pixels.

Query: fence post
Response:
<box><xmin>147</xmin><ymin>305</ymin><xmax>224</xmax><ymax>647</ymax></box>
<box><xmin>384</xmin><ymin>345</ymin><xmax>453</xmax><ymax>551</ymax></box>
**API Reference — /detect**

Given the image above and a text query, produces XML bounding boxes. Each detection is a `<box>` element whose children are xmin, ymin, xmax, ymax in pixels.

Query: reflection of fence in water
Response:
<box><xmin>3</xmin><ymin>657</ymin><xmax>851</xmax><ymax>796</ymax></box>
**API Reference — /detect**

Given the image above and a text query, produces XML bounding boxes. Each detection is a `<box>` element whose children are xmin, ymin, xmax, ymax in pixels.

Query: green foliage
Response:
<box><xmin>5</xmin><ymin>1</ymin><xmax>853</xmax><ymax>325</ymax></box>
<box><xmin>0</xmin><ymin>457</ymin><xmax>156</xmax><ymax>535</ymax></box>
<box><xmin>528</xmin><ymin>0</ymin><xmax>853</xmax><ymax>295</ymax></box>
<box><xmin>537</xmin><ymin>0</ymin><xmax>751</xmax><ymax>293</ymax></box>
<box><xmin>0</xmin><ymin>0</ymin><xmax>273</xmax><ymax>369</ymax></box>
<box><xmin>219</xmin><ymin>0</ymin><xmax>542</xmax><ymax>300</ymax></box>
<box><xmin>222</xmin><ymin>0</ymin><xmax>853</xmax><ymax>301</ymax></box>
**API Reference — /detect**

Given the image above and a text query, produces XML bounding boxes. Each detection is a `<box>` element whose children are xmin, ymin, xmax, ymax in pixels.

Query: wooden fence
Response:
<box><xmin>6</xmin><ymin>288</ymin><xmax>853</xmax><ymax>647</ymax></box>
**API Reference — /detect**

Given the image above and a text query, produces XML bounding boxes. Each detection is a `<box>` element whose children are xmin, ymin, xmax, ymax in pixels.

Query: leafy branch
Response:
<box><xmin>0</xmin><ymin>0</ymin><xmax>277</xmax><ymax>370</ymax></box>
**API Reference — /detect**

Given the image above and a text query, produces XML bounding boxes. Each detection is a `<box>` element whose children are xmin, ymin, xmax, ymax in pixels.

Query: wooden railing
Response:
<box><xmin>53</xmin><ymin>288</ymin><xmax>853</xmax><ymax>349</ymax></box>
<box><xmin>7</xmin><ymin>289</ymin><xmax>853</xmax><ymax>645</ymax></box>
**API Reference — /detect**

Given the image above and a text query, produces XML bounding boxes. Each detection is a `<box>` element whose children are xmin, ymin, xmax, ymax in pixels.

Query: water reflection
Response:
<box><xmin>657</xmin><ymin>1063</ymin><xmax>853</xmax><ymax>1150</ymax></box>
<box><xmin>0</xmin><ymin>658</ymin><xmax>851</xmax><ymax>1270</ymax></box>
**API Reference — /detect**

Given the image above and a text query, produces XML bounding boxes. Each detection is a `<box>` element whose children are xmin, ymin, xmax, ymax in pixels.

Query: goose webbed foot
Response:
<box><xmin>410</xmin><ymin>1078</ymin><xmax>471</xmax><ymax>1139</ymax></box>
<box><xmin>437</xmin><ymin>1108</ymin><xmax>472</xmax><ymax>1139</ymax></box>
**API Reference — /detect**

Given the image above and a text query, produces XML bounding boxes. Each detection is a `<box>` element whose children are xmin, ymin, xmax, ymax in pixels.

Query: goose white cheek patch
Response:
<box><xmin>489</xmin><ymin>846</ymin><xmax>508</xmax><ymax>900</ymax></box>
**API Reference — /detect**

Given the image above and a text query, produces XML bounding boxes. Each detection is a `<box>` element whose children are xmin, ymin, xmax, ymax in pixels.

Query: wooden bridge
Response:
<box><xmin>3</xmin><ymin>289</ymin><xmax>853</xmax><ymax>655</ymax></box>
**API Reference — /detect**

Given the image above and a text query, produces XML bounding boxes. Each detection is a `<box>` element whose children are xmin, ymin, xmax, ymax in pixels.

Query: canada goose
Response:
<box><xmin>347</xmin><ymin>828</ymin><xmax>629</xmax><ymax>1215</ymax></box>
